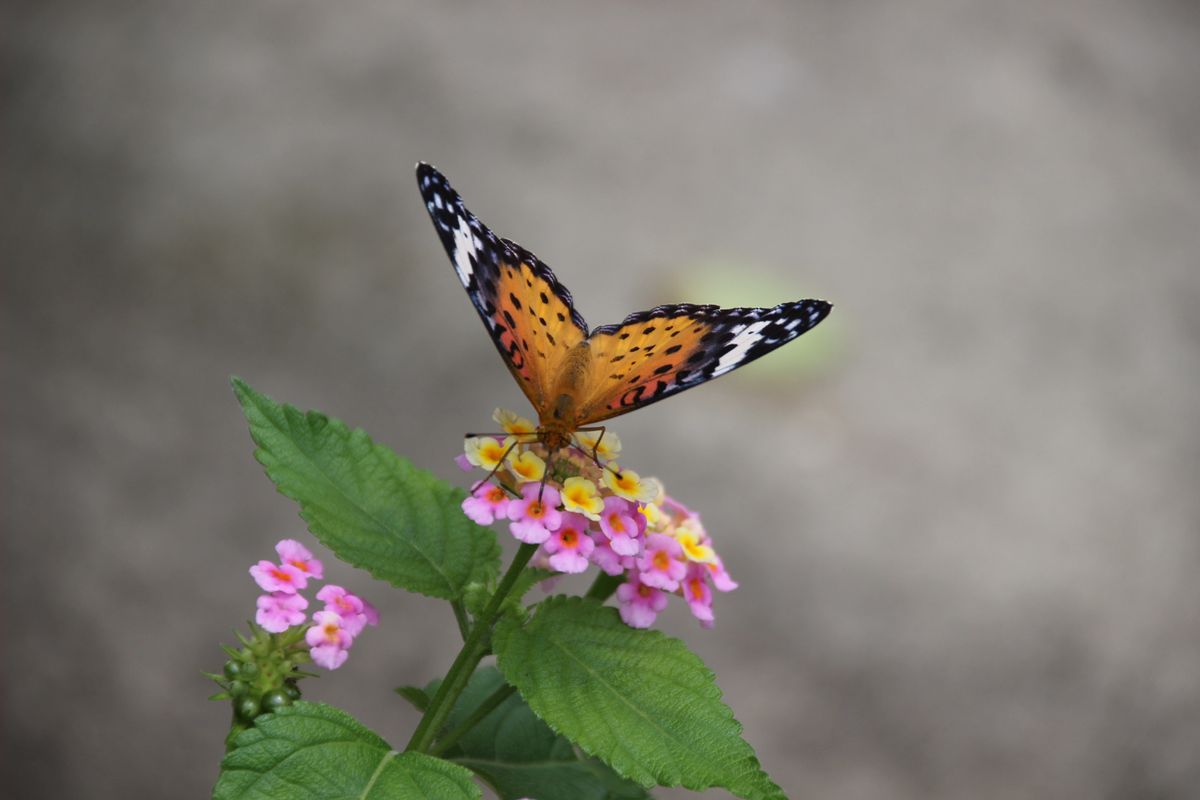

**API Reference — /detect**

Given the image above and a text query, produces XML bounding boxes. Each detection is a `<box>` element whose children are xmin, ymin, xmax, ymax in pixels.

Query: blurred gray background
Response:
<box><xmin>4</xmin><ymin>1</ymin><xmax>1200</xmax><ymax>798</ymax></box>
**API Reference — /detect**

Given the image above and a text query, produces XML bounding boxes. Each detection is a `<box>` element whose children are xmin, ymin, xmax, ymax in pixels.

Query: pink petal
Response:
<box><xmin>510</xmin><ymin>519</ymin><xmax>551</xmax><ymax>544</ymax></box>
<box><xmin>309</xmin><ymin>644</ymin><xmax>349</xmax><ymax>670</ymax></box>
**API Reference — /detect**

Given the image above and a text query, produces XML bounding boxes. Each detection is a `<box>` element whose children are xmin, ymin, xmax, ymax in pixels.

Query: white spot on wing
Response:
<box><xmin>451</xmin><ymin>216</ymin><xmax>477</xmax><ymax>287</ymax></box>
<box><xmin>714</xmin><ymin>319</ymin><xmax>770</xmax><ymax>374</ymax></box>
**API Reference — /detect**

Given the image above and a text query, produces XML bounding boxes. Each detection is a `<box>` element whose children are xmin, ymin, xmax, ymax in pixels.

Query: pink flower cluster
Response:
<box><xmin>249</xmin><ymin>539</ymin><xmax>378</xmax><ymax>670</ymax></box>
<box><xmin>460</xmin><ymin>410</ymin><xmax>738</xmax><ymax>629</ymax></box>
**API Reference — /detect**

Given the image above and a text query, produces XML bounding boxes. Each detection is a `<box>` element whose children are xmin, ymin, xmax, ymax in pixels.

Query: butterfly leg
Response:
<box><xmin>535</xmin><ymin>447</ymin><xmax>563</xmax><ymax>505</ymax></box>
<box><xmin>464</xmin><ymin>431</ymin><xmax>542</xmax><ymax>440</ymax></box>
<box><xmin>573</xmin><ymin>426</ymin><xmax>623</xmax><ymax>479</ymax></box>
<box><xmin>466</xmin><ymin>434</ymin><xmax>538</xmax><ymax>495</ymax></box>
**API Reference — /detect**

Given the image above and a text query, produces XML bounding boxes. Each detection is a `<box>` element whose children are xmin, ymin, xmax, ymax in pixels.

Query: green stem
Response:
<box><xmin>405</xmin><ymin>543</ymin><xmax>537</xmax><ymax>754</ymax></box>
<box><xmin>584</xmin><ymin>571</ymin><xmax>624</xmax><ymax>602</ymax></box>
<box><xmin>450</xmin><ymin>600</ymin><xmax>470</xmax><ymax>641</ymax></box>
<box><xmin>428</xmin><ymin>683</ymin><xmax>517</xmax><ymax>757</ymax></box>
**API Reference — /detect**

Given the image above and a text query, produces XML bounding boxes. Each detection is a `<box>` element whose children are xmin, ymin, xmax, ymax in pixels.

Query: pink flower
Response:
<box><xmin>683</xmin><ymin>564</ymin><xmax>715</xmax><ymax>628</ymax></box>
<box><xmin>506</xmin><ymin>484</ymin><xmax>562</xmax><ymax>544</ymax></box>
<box><xmin>306</xmin><ymin>610</ymin><xmax>354</xmax><ymax>670</ymax></box>
<box><xmin>599</xmin><ymin>496</ymin><xmax>644</xmax><ymax>557</ymax></box>
<box><xmin>616</xmin><ymin>573</ymin><xmax>669</xmax><ymax>629</ymax></box>
<box><xmin>703</xmin><ymin>554</ymin><xmax>738</xmax><ymax>592</ymax></box>
<box><xmin>454</xmin><ymin>453</ymin><xmax>474</xmax><ymax>472</ymax></box>
<box><xmin>589</xmin><ymin>532</ymin><xmax>631</xmax><ymax>576</ymax></box>
<box><xmin>255</xmin><ymin>591</ymin><xmax>309</xmax><ymax>633</ymax></box>
<box><xmin>462</xmin><ymin>482</ymin><xmax>512</xmax><ymax>525</ymax></box>
<box><xmin>276</xmin><ymin>539</ymin><xmax>324</xmax><ymax>581</ymax></box>
<box><xmin>637</xmin><ymin>533</ymin><xmax>687</xmax><ymax>592</ymax></box>
<box><xmin>316</xmin><ymin>585</ymin><xmax>378</xmax><ymax>637</ymax></box>
<box><xmin>541</xmin><ymin>512</ymin><xmax>595</xmax><ymax>574</ymax></box>
<box><xmin>249</xmin><ymin>560</ymin><xmax>308</xmax><ymax>594</ymax></box>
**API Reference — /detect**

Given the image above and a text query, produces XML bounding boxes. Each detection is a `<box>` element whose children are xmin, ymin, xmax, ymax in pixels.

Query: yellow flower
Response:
<box><xmin>673</xmin><ymin>522</ymin><xmax>715</xmax><ymax>564</ymax></box>
<box><xmin>560</xmin><ymin>476</ymin><xmax>605</xmax><ymax>520</ymax></box>
<box><xmin>507</xmin><ymin>449</ymin><xmax>546</xmax><ymax>483</ymax></box>
<box><xmin>464</xmin><ymin>436</ymin><xmax>512</xmax><ymax>471</ymax></box>
<box><xmin>640</xmin><ymin>502</ymin><xmax>668</xmax><ymax>532</ymax></box>
<box><xmin>573</xmin><ymin>429</ymin><xmax>622</xmax><ymax>462</ymax></box>
<box><xmin>493</xmin><ymin>408</ymin><xmax>537</xmax><ymax>437</ymax></box>
<box><xmin>601</xmin><ymin>465</ymin><xmax>658</xmax><ymax>503</ymax></box>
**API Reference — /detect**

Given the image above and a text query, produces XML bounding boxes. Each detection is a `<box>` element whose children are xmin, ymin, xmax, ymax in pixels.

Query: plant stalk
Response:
<box><xmin>428</xmin><ymin>683</ymin><xmax>517</xmax><ymax>757</ymax></box>
<box><xmin>405</xmin><ymin>542</ymin><xmax>537</xmax><ymax>753</ymax></box>
<box><xmin>584</xmin><ymin>570</ymin><xmax>624</xmax><ymax>602</ymax></box>
<box><xmin>450</xmin><ymin>600</ymin><xmax>470</xmax><ymax>641</ymax></box>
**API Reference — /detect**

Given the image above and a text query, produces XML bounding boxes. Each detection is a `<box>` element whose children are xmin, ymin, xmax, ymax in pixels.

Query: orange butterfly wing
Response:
<box><xmin>573</xmin><ymin>301</ymin><xmax>832</xmax><ymax>425</ymax></box>
<box><xmin>417</xmin><ymin>164</ymin><xmax>587</xmax><ymax>417</ymax></box>
<box><xmin>489</xmin><ymin>240</ymin><xmax>590</xmax><ymax>412</ymax></box>
<box><xmin>418</xmin><ymin>162</ymin><xmax>833</xmax><ymax>431</ymax></box>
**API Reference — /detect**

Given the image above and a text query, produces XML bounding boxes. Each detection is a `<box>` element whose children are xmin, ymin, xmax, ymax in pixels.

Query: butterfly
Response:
<box><xmin>416</xmin><ymin>162</ymin><xmax>832</xmax><ymax>456</ymax></box>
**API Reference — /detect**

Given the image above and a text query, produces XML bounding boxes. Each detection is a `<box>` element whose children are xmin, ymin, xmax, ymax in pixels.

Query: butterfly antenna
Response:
<box><xmin>464</xmin><ymin>431</ymin><xmax>541</xmax><ymax>441</ymax></box>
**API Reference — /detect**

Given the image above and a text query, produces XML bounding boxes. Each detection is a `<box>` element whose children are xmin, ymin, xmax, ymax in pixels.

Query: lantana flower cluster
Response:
<box><xmin>249</xmin><ymin>539</ymin><xmax>378</xmax><ymax>669</ymax></box>
<box><xmin>459</xmin><ymin>409</ymin><xmax>738</xmax><ymax>629</ymax></box>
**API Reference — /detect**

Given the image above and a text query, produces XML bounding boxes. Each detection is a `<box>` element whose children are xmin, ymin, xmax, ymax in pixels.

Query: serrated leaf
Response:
<box><xmin>233</xmin><ymin>379</ymin><xmax>500</xmax><ymax>600</ymax></box>
<box><xmin>436</xmin><ymin>667</ymin><xmax>650</xmax><ymax>800</ymax></box>
<box><xmin>213</xmin><ymin>702</ymin><xmax>479</xmax><ymax>799</ymax></box>
<box><xmin>493</xmin><ymin>597</ymin><xmax>783</xmax><ymax>799</ymax></box>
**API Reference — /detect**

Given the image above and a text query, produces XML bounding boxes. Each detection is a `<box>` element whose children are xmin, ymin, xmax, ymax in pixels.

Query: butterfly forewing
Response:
<box><xmin>573</xmin><ymin>300</ymin><xmax>832</xmax><ymax>425</ymax></box>
<box><xmin>417</xmin><ymin>163</ymin><xmax>589</xmax><ymax>413</ymax></box>
<box><xmin>491</xmin><ymin>238</ymin><xmax>590</xmax><ymax>408</ymax></box>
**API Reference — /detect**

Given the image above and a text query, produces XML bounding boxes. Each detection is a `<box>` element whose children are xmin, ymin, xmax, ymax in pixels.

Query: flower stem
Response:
<box><xmin>450</xmin><ymin>600</ymin><xmax>470</xmax><ymax>641</ymax></box>
<box><xmin>428</xmin><ymin>682</ymin><xmax>517</xmax><ymax>757</ymax></box>
<box><xmin>584</xmin><ymin>571</ymin><xmax>624</xmax><ymax>602</ymax></box>
<box><xmin>404</xmin><ymin>542</ymin><xmax>537</xmax><ymax>754</ymax></box>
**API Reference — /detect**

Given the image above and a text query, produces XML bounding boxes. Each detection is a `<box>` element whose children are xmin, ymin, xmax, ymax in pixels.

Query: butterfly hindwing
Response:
<box><xmin>574</xmin><ymin>300</ymin><xmax>832</xmax><ymax>424</ymax></box>
<box><xmin>416</xmin><ymin>163</ymin><xmax>589</xmax><ymax>411</ymax></box>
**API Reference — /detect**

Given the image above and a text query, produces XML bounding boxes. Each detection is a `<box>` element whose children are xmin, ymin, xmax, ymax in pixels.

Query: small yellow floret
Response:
<box><xmin>601</xmin><ymin>465</ymin><xmax>658</xmax><ymax>503</ymax></box>
<box><xmin>673</xmin><ymin>525</ymin><xmax>716</xmax><ymax>564</ymax></box>
<box><xmin>640</xmin><ymin>502</ymin><xmax>667</xmax><ymax>531</ymax></box>
<box><xmin>507</xmin><ymin>449</ymin><xmax>546</xmax><ymax>483</ymax></box>
<box><xmin>465</xmin><ymin>436</ymin><xmax>512</xmax><ymax>471</ymax></box>
<box><xmin>574</xmin><ymin>429</ymin><xmax>622</xmax><ymax>462</ymax></box>
<box><xmin>561</xmin><ymin>476</ymin><xmax>604</xmax><ymax>520</ymax></box>
<box><xmin>493</xmin><ymin>408</ymin><xmax>537</xmax><ymax>436</ymax></box>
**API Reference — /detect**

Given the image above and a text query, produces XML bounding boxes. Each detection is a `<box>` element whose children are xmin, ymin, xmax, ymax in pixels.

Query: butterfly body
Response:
<box><xmin>417</xmin><ymin>163</ymin><xmax>833</xmax><ymax>453</ymax></box>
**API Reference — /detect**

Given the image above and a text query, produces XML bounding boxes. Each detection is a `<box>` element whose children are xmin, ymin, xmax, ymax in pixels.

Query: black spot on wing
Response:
<box><xmin>500</xmin><ymin>237</ymin><xmax>590</xmax><ymax>334</ymax></box>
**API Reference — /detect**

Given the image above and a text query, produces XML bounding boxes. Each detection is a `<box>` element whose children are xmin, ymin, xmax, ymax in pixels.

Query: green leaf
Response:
<box><xmin>394</xmin><ymin>685</ymin><xmax>431</xmax><ymax>712</ymax></box>
<box><xmin>214</xmin><ymin>702</ymin><xmax>479</xmax><ymax>800</ymax></box>
<box><xmin>437</xmin><ymin>667</ymin><xmax>651</xmax><ymax>800</ymax></box>
<box><xmin>233</xmin><ymin>378</ymin><xmax>500</xmax><ymax>600</ymax></box>
<box><xmin>493</xmin><ymin>597</ymin><xmax>783</xmax><ymax>799</ymax></box>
